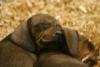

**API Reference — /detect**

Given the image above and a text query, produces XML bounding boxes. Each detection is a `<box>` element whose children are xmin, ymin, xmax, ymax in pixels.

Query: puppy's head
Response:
<box><xmin>63</xmin><ymin>28</ymin><xmax>98</xmax><ymax>67</ymax></box>
<box><xmin>27</xmin><ymin>14</ymin><xmax>65</xmax><ymax>50</ymax></box>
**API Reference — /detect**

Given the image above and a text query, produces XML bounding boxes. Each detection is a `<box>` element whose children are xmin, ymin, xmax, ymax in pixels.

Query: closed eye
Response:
<box><xmin>35</xmin><ymin>23</ymin><xmax>50</xmax><ymax>31</ymax></box>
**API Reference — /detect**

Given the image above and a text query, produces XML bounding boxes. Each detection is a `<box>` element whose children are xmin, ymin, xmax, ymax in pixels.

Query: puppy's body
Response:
<box><xmin>38</xmin><ymin>52</ymin><xmax>88</xmax><ymax>67</ymax></box>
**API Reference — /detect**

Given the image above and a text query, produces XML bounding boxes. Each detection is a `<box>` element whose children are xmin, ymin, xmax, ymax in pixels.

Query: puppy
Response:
<box><xmin>0</xmin><ymin>14</ymin><xmax>64</xmax><ymax>67</ymax></box>
<box><xmin>37</xmin><ymin>52</ymin><xmax>89</xmax><ymax>67</ymax></box>
<box><xmin>62</xmin><ymin>28</ymin><xmax>98</xmax><ymax>67</ymax></box>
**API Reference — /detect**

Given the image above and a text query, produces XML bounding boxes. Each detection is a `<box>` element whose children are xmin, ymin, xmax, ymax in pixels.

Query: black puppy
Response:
<box><xmin>0</xmin><ymin>14</ymin><xmax>64</xmax><ymax>67</ymax></box>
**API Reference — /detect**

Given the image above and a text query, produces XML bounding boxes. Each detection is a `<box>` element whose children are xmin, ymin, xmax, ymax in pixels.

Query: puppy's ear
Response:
<box><xmin>11</xmin><ymin>20</ymin><xmax>36</xmax><ymax>52</ymax></box>
<box><xmin>63</xmin><ymin>28</ymin><xmax>80</xmax><ymax>56</ymax></box>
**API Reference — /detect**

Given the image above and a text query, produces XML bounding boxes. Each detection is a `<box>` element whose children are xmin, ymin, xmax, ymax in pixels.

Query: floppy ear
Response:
<box><xmin>63</xmin><ymin>28</ymin><xmax>80</xmax><ymax>56</ymax></box>
<box><xmin>11</xmin><ymin>19</ymin><xmax>36</xmax><ymax>52</ymax></box>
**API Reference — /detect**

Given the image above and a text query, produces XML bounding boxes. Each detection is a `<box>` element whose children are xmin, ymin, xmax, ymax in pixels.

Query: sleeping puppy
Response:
<box><xmin>37</xmin><ymin>52</ymin><xmax>89</xmax><ymax>67</ymax></box>
<box><xmin>0</xmin><ymin>14</ymin><xmax>64</xmax><ymax>67</ymax></box>
<box><xmin>62</xmin><ymin>28</ymin><xmax>98</xmax><ymax>67</ymax></box>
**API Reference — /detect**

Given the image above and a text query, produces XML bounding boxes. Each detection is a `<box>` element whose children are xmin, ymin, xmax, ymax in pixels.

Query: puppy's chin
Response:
<box><xmin>37</xmin><ymin>35</ymin><xmax>66</xmax><ymax>52</ymax></box>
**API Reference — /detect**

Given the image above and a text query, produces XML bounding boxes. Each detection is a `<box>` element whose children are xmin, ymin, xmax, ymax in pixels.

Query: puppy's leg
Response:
<box><xmin>38</xmin><ymin>52</ymin><xmax>88</xmax><ymax>67</ymax></box>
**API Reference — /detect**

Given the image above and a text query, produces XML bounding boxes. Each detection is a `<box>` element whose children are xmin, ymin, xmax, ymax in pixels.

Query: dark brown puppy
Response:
<box><xmin>0</xmin><ymin>14</ymin><xmax>63</xmax><ymax>67</ymax></box>
<box><xmin>38</xmin><ymin>52</ymin><xmax>89</xmax><ymax>67</ymax></box>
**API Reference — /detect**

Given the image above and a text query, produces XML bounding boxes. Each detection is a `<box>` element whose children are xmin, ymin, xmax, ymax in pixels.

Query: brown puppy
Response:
<box><xmin>62</xmin><ymin>28</ymin><xmax>98</xmax><ymax>67</ymax></box>
<box><xmin>38</xmin><ymin>52</ymin><xmax>89</xmax><ymax>67</ymax></box>
<box><xmin>0</xmin><ymin>14</ymin><xmax>64</xmax><ymax>67</ymax></box>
